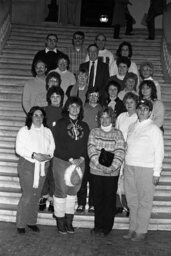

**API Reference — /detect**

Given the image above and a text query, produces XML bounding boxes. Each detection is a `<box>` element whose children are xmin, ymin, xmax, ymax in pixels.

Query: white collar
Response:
<box><xmin>45</xmin><ymin>48</ymin><xmax>57</xmax><ymax>53</ymax></box>
<box><xmin>101</xmin><ymin>123</ymin><xmax>113</xmax><ymax>132</ymax></box>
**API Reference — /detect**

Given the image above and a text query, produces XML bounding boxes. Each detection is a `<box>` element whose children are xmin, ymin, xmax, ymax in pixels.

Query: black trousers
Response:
<box><xmin>41</xmin><ymin>161</ymin><xmax>55</xmax><ymax>198</ymax></box>
<box><xmin>146</xmin><ymin>5</ymin><xmax>163</xmax><ymax>40</ymax></box>
<box><xmin>91</xmin><ymin>174</ymin><xmax>119</xmax><ymax>234</ymax></box>
<box><xmin>77</xmin><ymin>158</ymin><xmax>93</xmax><ymax>207</ymax></box>
<box><xmin>113</xmin><ymin>13</ymin><xmax>134</xmax><ymax>38</ymax></box>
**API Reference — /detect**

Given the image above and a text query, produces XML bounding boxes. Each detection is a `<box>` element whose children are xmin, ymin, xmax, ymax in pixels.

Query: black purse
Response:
<box><xmin>99</xmin><ymin>148</ymin><xmax>114</xmax><ymax>167</ymax></box>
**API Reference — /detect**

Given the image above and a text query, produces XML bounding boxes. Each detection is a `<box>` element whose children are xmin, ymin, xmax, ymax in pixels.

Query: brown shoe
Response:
<box><xmin>131</xmin><ymin>233</ymin><xmax>146</xmax><ymax>241</ymax></box>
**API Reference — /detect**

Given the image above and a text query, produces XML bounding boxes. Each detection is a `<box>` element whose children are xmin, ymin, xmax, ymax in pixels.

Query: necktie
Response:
<box><xmin>88</xmin><ymin>61</ymin><xmax>95</xmax><ymax>88</ymax></box>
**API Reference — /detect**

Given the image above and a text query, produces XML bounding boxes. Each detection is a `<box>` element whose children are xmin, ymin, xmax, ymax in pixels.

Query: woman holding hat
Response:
<box><xmin>52</xmin><ymin>96</ymin><xmax>89</xmax><ymax>234</ymax></box>
<box><xmin>88</xmin><ymin>106</ymin><xmax>125</xmax><ymax>236</ymax></box>
<box><xmin>123</xmin><ymin>99</ymin><xmax>164</xmax><ymax>241</ymax></box>
<box><xmin>15</xmin><ymin>106</ymin><xmax>55</xmax><ymax>234</ymax></box>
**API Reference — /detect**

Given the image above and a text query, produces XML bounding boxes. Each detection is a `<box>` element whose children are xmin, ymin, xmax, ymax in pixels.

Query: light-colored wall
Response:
<box><xmin>128</xmin><ymin>0</ymin><xmax>163</xmax><ymax>28</ymax></box>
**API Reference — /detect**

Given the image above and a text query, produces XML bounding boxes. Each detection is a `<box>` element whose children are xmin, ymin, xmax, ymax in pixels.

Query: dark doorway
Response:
<box><xmin>81</xmin><ymin>0</ymin><xmax>114</xmax><ymax>27</ymax></box>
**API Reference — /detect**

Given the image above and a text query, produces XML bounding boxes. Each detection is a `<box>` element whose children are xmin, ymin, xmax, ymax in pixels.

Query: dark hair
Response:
<box><xmin>95</xmin><ymin>33</ymin><xmax>106</xmax><ymax>41</ymax></box>
<box><xmin>123</xmin><ymin>92</ymin><xmax>139</xmax><ymax>106</ymax></box>
<box><xmin>62</xmin><ymin>96</ymin><xmax>84</xmax><ymax>120</ymax></box>
<box><xmin>78</xmin><ymin>67</ymin><xmax>89</xmax><ymax>75</ymax></box>
<box><xmin>57</xmin><ymin>54</ymin><xmax>70</xmax><ymax>69</ymax></box>
<box><xmin>116</xmin><ymin>41</ymin><xmax>133</xmax><ymax>58</ymax></box>
<box><xmin>87</xmin><ymin>43</ymin><xmax>99</xmax><ymax>52</ymax></box>
<box><xmin>116</xmin><ymin>56</ymin><xmax>131</xmax><ymax>68</ymax></box>
<box><xmin>32</xmin><ymin>59</ymin><xmax>47</xmax><ymax>77</ymax></box>
<box><xmin>46</xmin><ymin>86</ymin><xmax>64</xmax><ymax>106</ymax></box>
<box><xmin>25</xmin><ymin>106</ymin><xmax>47</xmax><ymax>129</ymax></box>
<box><xmin>86</xmin><ymin>88</ymin><xmax>100</xmax><ymax>102</ymax></box>
<box><xmin>139</xmin><ymin>80</ymin><xmax>157</xmax><ymax>101</ymax></box>
<box><xmin>73</xmin><ymin>31</ymin><xmax>85</xmax><ymax>39</ymax></box>
<box><xmin>106</xmin><ymin>80</ymin><xmax>121</xmax><ymax>93</ymax></box>
<box><xmin>97</xmin><ymin>106</ymin><xmax>116</xmax><ymax>127</ymax></box>
<box><xmin>46</xmin><ymin>33</ymin><xmax>58</xmax><ymax>41</ymax></box>
<box><xmin>46</xmin><ymin>71</ymin><xmax>61</xmax><ymax>90</ymax></box>
<box><xmin>125</xmin><ymin>72</ymin><xmax>138</xmax><ymax>90</ymax></box>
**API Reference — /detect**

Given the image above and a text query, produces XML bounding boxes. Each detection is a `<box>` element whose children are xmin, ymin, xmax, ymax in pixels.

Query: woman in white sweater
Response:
<box><xmin>123</xmin><ymin>99</ymin><xmax>164</xmax><ymax>241</ymax></box>
<box><xmin>16</xmin><ymin>106</ymin><xmax>55</xmax><ymax>234</ymax></box>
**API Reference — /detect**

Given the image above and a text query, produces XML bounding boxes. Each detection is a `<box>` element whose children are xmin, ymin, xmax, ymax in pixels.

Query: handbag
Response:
<box><xmin>99</xmin><ymin>148</ymin><xmax>114</xmax><ymax>167</ymax></box>
<box><xmin>141</xmin><ymin>13</ymin><xmax>148</xmax><ymax>26</ymax></box>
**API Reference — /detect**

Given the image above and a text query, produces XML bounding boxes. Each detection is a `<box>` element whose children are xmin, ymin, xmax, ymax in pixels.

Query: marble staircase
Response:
<box><xmin>0</xmin><ymin>23</ymin><xmax>171</xmax><ymax>230</ymax></box>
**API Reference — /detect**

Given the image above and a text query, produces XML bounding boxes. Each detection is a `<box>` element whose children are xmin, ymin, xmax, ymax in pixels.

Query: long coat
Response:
<box><xmin>112</xmin><ymin>0</ymin><xmax>130</xmax><ymax>26</ymax></box>
<box><xmin>147</xmin><ymin>0</ymin><xmax>166</xmax><ymax>20</ymax></box>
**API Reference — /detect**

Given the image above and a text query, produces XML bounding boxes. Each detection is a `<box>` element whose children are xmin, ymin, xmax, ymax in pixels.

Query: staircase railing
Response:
<box><xmin>161</xmin><ymin>2</ymin><xmax>171</xmax><ymax>80</ymax></box>
<box><xmin>0</xmin><ymin>0</ymin><xmax>12</xmax><ymax>53</ymax></box>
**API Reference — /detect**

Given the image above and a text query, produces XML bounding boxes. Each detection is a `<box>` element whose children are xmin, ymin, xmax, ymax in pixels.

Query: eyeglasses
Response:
<box><xmin>33</xmin><ymin>114</ymin><xmax>43</xmax><ymax>118</ymax></box>
<box><xmin>74</xmin><ymin>36</ymin><xmax>83</xmax><ymax>40</ymax></box>
<box><xmin>89</xmin><ymin>93</ymin><xmax>99</xmax><ymax>97</ymax></box>
<box><xmin>137</xmin><ymin>106</ymin><xmax>150</xmax><ymax>112</ymax></box>
<box><xmin>48</xmin><ymin>38</ymin><xmax>57</xmax><ymax>42</ymax></box>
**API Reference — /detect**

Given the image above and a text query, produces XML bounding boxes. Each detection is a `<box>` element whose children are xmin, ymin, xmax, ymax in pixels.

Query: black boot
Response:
<box><xmin>65</xmin><ymin>214</ymin><xmax>75</xmax><ymax>234</ymax></box>
<box><xmin>39</xmin><ymin>197</ymin><xmax>47</xmax><ymax>211</ymax></box>
<box><xmin>56</xmin><ymin>217</ymin><xmax>67</xmax><ymax>235</ymax></box>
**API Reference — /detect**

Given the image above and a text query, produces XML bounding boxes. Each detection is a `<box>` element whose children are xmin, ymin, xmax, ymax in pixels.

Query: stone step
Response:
<box><xmin>1</xmin><ymin>205</ymin><xmax>171</xmax><ymax>230</ymax></box>
<box><xmin>0</xmin><ymin>109</ymin><xmax>27</xmax><ymax>117</ymax></box>
<box><xmin>0</xmin><ymin>179</ymin><xmax>170</xmax><ymax>193</ymax></box>
<box><xmin>0</xmin><ymin>54</ymin><xmax>163</xmax><ymax>65</ymax></box>
<box><xmin>0</xmin><ymin>63</ymin><xmax>31</xmax><ymax>70</ymax></box>
<box><xmin>5</xmin><ymin>41</ymin><xmax>162</xmax><ymax>55</ymax></box>
<box><xmin>2</xmin><ymin>51</ymin><xmax>162</xmax><ymax>65</ymax></box>
<box><xmin>0</xmin><ymin>69</ymin><xmax>31</xmax><ymax>76</ymax></box>
<box><xmin>0</xmin><ymin>153</ymin><xmax>18</xmax><ymax>161</ymax></box>
<box><xmin>0</xmin><ymin>195</ymin><xmax>170</xmax><ymax>216</ymax></box>
<box><xmin>0</xmin><ymin>94</ymin><xmax>22</xmax><ymax>102</ymax></box>
<box><xmin>0</xmin><ymin>120</ymin><xmax>24</xmax><ymax>127</ymax></box>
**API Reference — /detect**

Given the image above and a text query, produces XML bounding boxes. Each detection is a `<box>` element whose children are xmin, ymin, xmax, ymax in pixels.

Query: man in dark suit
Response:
<box><xmin>31</xmin><ymin>33</ymin><xmax>66</xmax><ymax>76</ymax></box>
<box><xmin>146</xmin><ymin>0</ymin><xmax>166</xmax><ymax>40</ymax></box>
<box><xmin>79</xmin><ymin>44</ymin><xmax>109</xmax><ymax>100</ymax></box>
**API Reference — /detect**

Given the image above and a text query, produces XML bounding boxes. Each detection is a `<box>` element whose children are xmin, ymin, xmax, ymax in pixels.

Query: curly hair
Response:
<box><xmin>25</xmin><ymin>106</ymin><xmax>47</xmax><ymax>129</ymax></box>
<box><xmin>116</xmin><ymin>56</ymin><xmax>131</xmax><ymax>68</ymax></box>
<box><xmin>97</xmin><ymin>106</ymin><xmax>116</xmax><ymax>127</ymax></box>
<box><xmin>57</xmin><ymin>54</ymin><xmax>70</xmax><ymax>70</ymax></box>
<box><xmin>46</xmin><ymin>86</ymin><xmax>64</xmax><ymax>106</ymax></box>
<box><xmin>139</xmin><ymin>80</ymin><xmax>157</xmax><ymax>101</ymax></box>
<box><xmin>139</xmin><ymin>61</ymin><xmax>154</xmax><ymax>78</ymax></box>
<box><xmin>116</xmin><ymin>41</ymin><xmax>133</xmax><ymax>58</ymax></box>
<box><xmin>123</xmin><ymin>92</ymin><xmax>139</xmax><ymax>107</ymax></box>
<box><xmin>73</xmin><ymin>31</ymin><xmax>85</xmax><ymax>40</ymax></box>
<box><xmin>125</xmin><ymin>72</ymin><xmax>138</xmax><ymax>90</ymax></box>
<box><xmin>105</xmin><ymin>80</ymin><xmax>121</xmax><ymax>94</ymax></box>
<box><xmin>62</xmin><ymin>96</ymin><xmax>84</xmax><ymax>120</ymax></box>
<box><xmin>46</xmin><ymin>71</ymin><xmax>61</xmax><ymax>90</ymax></box>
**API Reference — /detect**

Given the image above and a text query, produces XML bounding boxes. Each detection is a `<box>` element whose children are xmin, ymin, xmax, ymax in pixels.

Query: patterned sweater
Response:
<box><xmin>88</xmin><ymin>127</ymin><xmax>125</xmax><ymax>177</ymax></box>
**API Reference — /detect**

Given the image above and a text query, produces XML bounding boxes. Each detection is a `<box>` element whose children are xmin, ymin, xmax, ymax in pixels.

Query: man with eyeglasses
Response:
<box><xmin>65</xmin><ymin>31</ymin><xmax>87</xmax><ymax>75</ymax></box>
<box><xmin>31</xmin><ymin>34</ymin><xmax>66</xmax><ymax>75</ymax></box>
<box><xmin>23</xmin><ymin>60</ymin><xmax>47</xmax><ymax>113</ymax></box>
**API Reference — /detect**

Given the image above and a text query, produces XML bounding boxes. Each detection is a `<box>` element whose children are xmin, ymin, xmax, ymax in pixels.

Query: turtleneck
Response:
<box><xmin>101</xmin><ymin>123</ymin><xmax>113</xmax><ymax>132</ymax></box>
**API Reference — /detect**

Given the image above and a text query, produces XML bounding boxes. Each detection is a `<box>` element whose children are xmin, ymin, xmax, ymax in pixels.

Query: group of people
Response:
<box><xmin>15</xmin><ymin>29</ymin><xmax>164</xmax><ymax>241</ymax></box>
